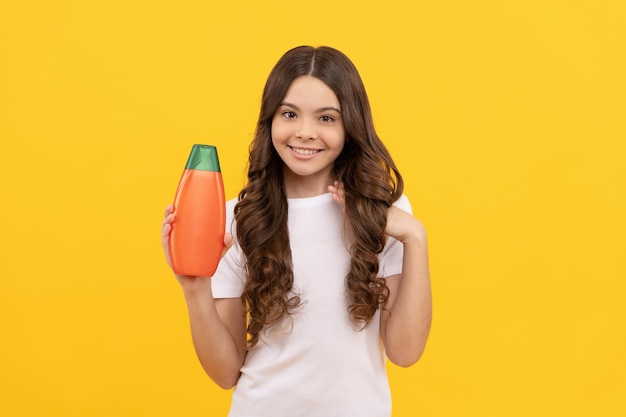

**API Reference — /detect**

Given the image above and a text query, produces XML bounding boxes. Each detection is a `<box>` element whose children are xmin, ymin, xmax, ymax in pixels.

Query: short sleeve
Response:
<box><xmin>211</xmin><ymin>198</ymin><xmax>246</xmax><ymax>298</ymax></box>
<box><xmin>378</xmin><ymin>194</ymin><xmax>412</xmax><ymax>278</ymax></box>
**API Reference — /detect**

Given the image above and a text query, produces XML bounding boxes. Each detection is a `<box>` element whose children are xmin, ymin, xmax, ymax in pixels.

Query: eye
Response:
<box><xmin>282</xmin><ymin>111</ymin><xmax>297</xmax><ymax>119</ymax></box>
<box><xmin>320</xmin><ymin>115</ymin><xmax>335</xmax><ymax>123</ymax></box>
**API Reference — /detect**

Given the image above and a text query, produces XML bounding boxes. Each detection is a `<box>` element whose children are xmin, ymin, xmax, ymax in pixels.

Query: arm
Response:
<box><xmin>328</xmin><ymin>184</ymin><xmax>432</xmax><ymax>367</ymax></box>
<box><xmin>183</xmin><ymin>288</ymin><xmax>247</xmax><ymax>389</ymax></box>
<box><xmin>379</xmin><ymin>206</ymin><xmax>432</xmax><ymax>367</ymax></box>
<box><xmin>162</xmin><ymin>205</ymin><xmax>247</xmax><ymax>389</ymax></box>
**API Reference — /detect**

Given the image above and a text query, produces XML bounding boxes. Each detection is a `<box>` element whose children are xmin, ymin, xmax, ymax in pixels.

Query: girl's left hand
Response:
<box><xmin>328</xmin><ymin>181</ymin><xmax>424</xmax><ymax>245</ymax></box>
<box><xmin>385</xmin><ymin>204</ymin><xmax>425</xmax><ymax>245</ymax></box>
<box><xmin>328</xmin><ymin>181</ymin><xmax>346</xmax><ymax>212</ymax></box>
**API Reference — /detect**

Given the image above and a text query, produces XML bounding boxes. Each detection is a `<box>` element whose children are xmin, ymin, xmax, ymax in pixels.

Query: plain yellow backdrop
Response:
<box><xmin>1</xmin><ymin>1</ymin><xmax>624</xmax><ymax>416</ymax></box>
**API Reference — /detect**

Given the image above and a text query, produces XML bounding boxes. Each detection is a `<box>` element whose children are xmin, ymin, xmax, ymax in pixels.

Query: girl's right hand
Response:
<box><xmin>161</xmin><ymin>204</ymin><xmax>233</xmax><ymax>292</ymax></box>
<box><xmin>161</xmin><ymin>204</ymin><xmax>177</xmax><ymax>271</ymax></box>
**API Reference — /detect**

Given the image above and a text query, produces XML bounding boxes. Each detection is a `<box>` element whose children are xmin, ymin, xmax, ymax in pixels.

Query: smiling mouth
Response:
<box><xmin>289</xmin><ymin>146</ymin><xmax>321</xmax><ymax>156</ymax></box>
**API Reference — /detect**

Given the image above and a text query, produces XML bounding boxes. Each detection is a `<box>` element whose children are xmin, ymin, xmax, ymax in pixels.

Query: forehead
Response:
<box><xmin>282</xmin><ymin>76</ymin><xmax>340</xmax><ymax>109</ymax></box>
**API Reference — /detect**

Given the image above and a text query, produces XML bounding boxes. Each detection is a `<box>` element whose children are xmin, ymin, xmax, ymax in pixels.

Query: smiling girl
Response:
<box><xmin>161</xmin><ymin>46</ymin><xmax>432</xmax><ymax>417</ymax></box>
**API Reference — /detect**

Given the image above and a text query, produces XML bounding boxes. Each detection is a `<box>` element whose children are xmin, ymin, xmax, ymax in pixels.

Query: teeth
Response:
<box><xmin>292</xmin><ymin>147</ymin><xmax>319</xmax><ymax>155</ymax></box>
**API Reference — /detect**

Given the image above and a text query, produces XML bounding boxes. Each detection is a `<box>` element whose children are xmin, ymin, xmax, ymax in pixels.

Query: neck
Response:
<box><xmin>283</xmin><ymin>169</ymin><xmax>334</xmax><ymax>198</ymax></box>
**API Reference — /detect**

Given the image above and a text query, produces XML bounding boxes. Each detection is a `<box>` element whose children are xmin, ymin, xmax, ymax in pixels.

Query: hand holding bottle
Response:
<box><xmin>161</xmin><ymin>204</ymin><xmax>233</xmax><ymax>291</ymax></box>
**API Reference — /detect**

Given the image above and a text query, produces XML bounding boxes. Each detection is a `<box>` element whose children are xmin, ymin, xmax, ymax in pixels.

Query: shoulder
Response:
<box><xmin>225</xmin><ymin>196</ymin><xmax>240</xmax><ymax>236</ymax></box>
<box><xmin>393</xmin><ymin>194</ymin><xmax>413</xmax><ymax>214</ymax></box>
<box><xmin>226</xmin><ymin>196</ymin><xmax>239</xmax><ymax>212</ymax></box>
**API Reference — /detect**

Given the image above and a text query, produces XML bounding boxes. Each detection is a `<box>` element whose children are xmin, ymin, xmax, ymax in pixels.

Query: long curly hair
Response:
<box><xmin>235</xmin><ymin>46</ymin><xmax>404</xmax><ymax>347</ymax></box>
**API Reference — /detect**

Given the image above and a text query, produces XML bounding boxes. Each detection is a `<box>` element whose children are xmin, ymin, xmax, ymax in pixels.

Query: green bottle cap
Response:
<box><xmin>185</xmin><ymin>144</ymin><xmax>221</xmax><ymax>172</ymax></box>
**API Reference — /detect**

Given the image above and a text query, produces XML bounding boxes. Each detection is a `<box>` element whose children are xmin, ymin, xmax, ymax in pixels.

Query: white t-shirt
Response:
<box><xmin>212</xmin><ymin>192</ymin><xmax>411</xmax><ymax>417</ymax></box>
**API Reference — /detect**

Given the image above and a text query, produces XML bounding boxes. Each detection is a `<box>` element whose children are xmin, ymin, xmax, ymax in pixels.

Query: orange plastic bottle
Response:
<box><xmin>169</xmin><ymin>144</ymin><xmax>226</xmax><ymax>277</ymax></box>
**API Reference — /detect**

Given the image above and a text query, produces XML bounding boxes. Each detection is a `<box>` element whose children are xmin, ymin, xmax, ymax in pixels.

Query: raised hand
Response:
<box><xmin>328</xmin><ymin>181</ymin><xmax>424</xmax><ymax>244</ymax></box>
<box><xmin>328</xmin><ymin>181</ymin><xmax>346</xmax><ymax>212</ymax></box>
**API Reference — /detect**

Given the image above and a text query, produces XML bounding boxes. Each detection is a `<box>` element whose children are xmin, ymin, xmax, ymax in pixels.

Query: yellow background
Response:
<box><xmin>1</xmin><ymin>1</ymin><xmax>624</xmax><ymax>416</ymax></box>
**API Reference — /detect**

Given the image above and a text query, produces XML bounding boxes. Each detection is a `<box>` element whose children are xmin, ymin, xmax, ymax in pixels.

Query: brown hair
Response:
<box><xmin>235</xmin><ymin>46</ymin><xmax>404</xmax><ymax>347</ymax></box>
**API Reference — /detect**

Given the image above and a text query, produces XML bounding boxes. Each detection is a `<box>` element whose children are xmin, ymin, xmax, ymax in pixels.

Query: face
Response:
<box><xmin>271</xmin><ymin>76</ymin><xmax>346</xmax><ymax>198</ymax></box>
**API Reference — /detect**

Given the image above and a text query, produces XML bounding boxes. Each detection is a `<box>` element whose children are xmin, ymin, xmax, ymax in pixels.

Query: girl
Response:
<box><xmin>161</xmin><ymin>46</ymin><xmax>431</xmax><ymax>417</ymax></box>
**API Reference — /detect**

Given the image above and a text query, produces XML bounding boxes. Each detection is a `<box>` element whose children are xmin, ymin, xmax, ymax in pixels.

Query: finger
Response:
<box><xmin>328</xmin><ymin>182</ymin><xmax>342</xmax><ymax>196</ymax></box>
<box><xmin>161</xmin><ymin>213</ymin><xmax>175</xmax><ymax>228</ymax></box>
<box><xmin>161</xmin><ymin>214</ymin><xmax>174</xmax><ymax>246</ymax></box>
<box><xmin>221</xmin><ymin>233</ymin><xmax>234</xmax><ymax>257</ymax></box>
<box><xmin>164</xmin><ymin>204</ymin><xmax>174</xmax><ymax>217</ymax></box>
<box><xmin>161</xmin><ymin>226</ymin><xmax>172</xmax><ymax>252</ymax></box>
<box><xmin>331</xmin><ymin>181</ymin><xmax>344</xmax><ymax>195</ymax></box>
<box><xmin>224</xmin><ymin>232</ymin><xmax>234</xmax><ymax>248</ymax></box>
<box><xmin>161</xmin><ymin>222</ymin><xmax>171</xmax><ymax>239</ymax></box>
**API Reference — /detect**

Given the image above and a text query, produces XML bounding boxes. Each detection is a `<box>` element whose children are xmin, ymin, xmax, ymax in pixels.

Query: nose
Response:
<box><xmin>295</xmin><ymin>118</ymin><xmax>317</xmax><ymax>141</ymax></box>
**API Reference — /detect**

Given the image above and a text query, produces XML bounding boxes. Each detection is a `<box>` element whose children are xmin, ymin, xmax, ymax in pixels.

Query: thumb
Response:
<box><xmin>221</xmin><ymin>233</ymin><xmax>234</xmax><ymax>258</ymax></box>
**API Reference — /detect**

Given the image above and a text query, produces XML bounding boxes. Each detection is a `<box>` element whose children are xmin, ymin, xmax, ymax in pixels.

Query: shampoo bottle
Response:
<box><xmin>169</xmin><ymin>144</ymin><xmax>226</xmax><ymax>277</ymax></box>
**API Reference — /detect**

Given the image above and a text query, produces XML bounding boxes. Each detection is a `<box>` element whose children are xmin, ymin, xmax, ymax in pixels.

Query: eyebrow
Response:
<box><xmin>280</xmin><ymin>102</ymin><xmax>342</xmax><ymax>113</ymax></box>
